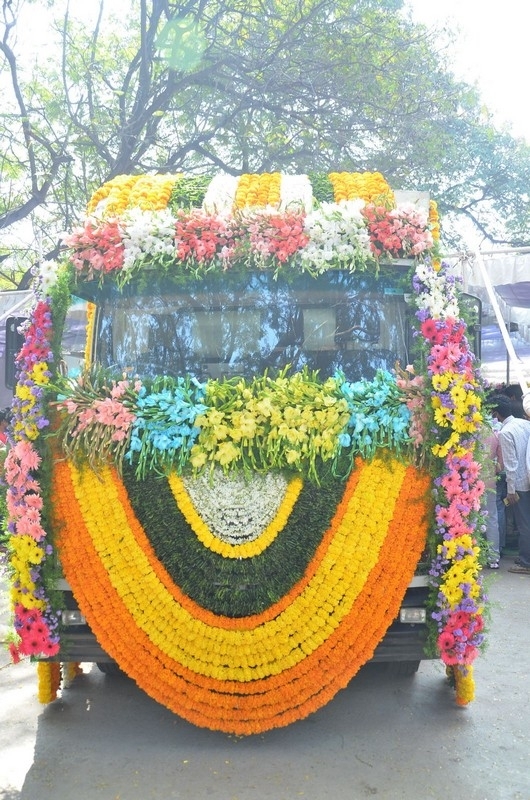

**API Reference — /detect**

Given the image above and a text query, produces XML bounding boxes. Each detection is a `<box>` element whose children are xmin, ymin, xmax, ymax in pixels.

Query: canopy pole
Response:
<box><xmin>471</xmin><ymin>251</ymin><xmax>530</xmax><ymax>415</ymax></box>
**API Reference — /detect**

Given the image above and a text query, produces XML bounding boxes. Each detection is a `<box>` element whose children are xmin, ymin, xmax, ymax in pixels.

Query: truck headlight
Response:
<box><xmin>61</xmin><ymin>609</ymin><xmax>86</xmax><ymax>626</ymax></box>
<box><xmin>399</xmin><ymin>607</ymin><xmax>426</xmax><ymax>624</ymax></box>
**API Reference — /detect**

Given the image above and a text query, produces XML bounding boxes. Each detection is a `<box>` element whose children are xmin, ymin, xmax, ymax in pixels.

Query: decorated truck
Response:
<box><xmin>4</xmin><ymin>171</ymin><xmax>487</xmax><ymax>735</ymax></box>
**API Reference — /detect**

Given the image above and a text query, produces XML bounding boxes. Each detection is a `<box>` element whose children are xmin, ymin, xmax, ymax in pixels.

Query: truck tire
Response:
<box><xmin>386</xmin><ymin>660</ymin><xmax>421</xmax><ymax>677</ymax></box>
<box><xmin>96</xmin><ymin>661</ymin><xmax>123</xmax><ymax>676</ymax></box>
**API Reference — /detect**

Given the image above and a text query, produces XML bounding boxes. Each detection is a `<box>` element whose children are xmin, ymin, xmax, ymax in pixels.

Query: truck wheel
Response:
<box><xmin>386</xmin><ymin>660</ymin><xmax>421</xmax><ymax>677</ymax></box>
<box><xmin>96</xmin><ymin>661</ymin><xmax>123</xmax><ymax>676</ymax></box>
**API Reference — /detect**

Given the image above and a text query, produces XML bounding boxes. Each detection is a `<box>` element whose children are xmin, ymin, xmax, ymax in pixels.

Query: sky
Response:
<box><xmin>406</xmin><ymin>0</ymin><xmax>530</xmax><ymax>142</ymax></box>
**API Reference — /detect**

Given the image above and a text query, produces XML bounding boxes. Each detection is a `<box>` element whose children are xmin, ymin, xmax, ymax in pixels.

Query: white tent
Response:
<box><xmin>460</xmin><ymin>249</ymin><xmax>530</xmax><ymax>326</ymax></box>
<box><xmin>453</xmin><ymin>249</ymin><xmax>530</xmax><ymax>404</ymax></box>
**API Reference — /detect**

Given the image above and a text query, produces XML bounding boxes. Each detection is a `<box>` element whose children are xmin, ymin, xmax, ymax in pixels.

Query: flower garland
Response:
<box><xmin>37</xmin><ymin>660</ymin><xmax>83</xmax><ymax>703</ymax></box>
<box><xmin>298</xmin><ymin>200</ymin><xmax>372</xmax><ymax>273</ymax></box>
<box><xmin>413</xmin><ymin>259</ymin><xmax>486</xmax><ymax>705</ymax></box>
<box><xmin>328</xmin><ymin>171</ymin><xmax>394</xmax><ymax>205</ymax></box>
<box><xmin>175</xmin><ymin>469</ymin><xmax>303</xmax><ymax>555</ymax></box>
<box><xmin>83</xmin><ymin>301</ymin><xmax>96</xmax><ymax>367</ymax></box>
<box><xmin>362</xmin><ymin>203</ymin><xmax>434</xmax><ymax>260</ymax></box>
<box><xmin>87</xmin><ymin>174</ymin><xmax>181</xmax><ymax>217</ymax></box>
<box><xmin>51</xmin><ymin>454</ymin><xmax>429</xmax><ymax>733</ymax></box>
<box><xmin>53</xmin><ymin>367</ymin><xmax>413</xmax><ymax>484</ymax></box>
<box><xmin>233</xmin><ymin>172</ymin><xmax>282</xmax><ymax>209</ymax></box>
<box><xmin>121</xmin><ymin>463</ymin><xmax>346</xmax><ymax>618</ymax></box>
<box><xmin>37</xmin><ymin>661</ymin><xmax>61</xmax><ymax>703</ymax></box>
<box><xmin>5</xmin><ymin>301</ymin><xmax>61</xmax><ymax>663</ymax></box>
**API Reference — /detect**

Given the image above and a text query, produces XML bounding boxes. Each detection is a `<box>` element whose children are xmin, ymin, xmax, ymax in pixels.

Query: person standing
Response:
<box><xmin>490</xmin><ymin>395</ymin><xmax>530</xmax><ymax>573</ymax></box>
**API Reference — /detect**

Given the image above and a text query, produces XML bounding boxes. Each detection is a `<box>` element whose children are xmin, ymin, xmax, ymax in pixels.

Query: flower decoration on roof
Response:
<box><xmin>63</xmin><ymin>171</ymin><xmax>438</xmax><ymax>285</ymax></box>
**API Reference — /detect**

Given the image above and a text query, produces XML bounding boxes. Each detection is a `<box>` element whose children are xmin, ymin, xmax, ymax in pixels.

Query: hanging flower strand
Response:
<box><xmin>413</xmin><ymin>258</ymin><xmax>486</xmax><ymax>705</ymax></box>
<box><xmin>6</xmin><ymin>301</ymin><xmax>61</xmax><ymax>663</ymax></box>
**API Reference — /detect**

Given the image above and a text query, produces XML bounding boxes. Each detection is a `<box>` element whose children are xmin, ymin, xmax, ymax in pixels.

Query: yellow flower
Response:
<box><xmin>29</xmin><ymin>362</ymin><xmax>50</xmax><ymax>386</ymax></box>
<box><xmin>15</xmin><ymin>384</ymin><xmax>34</xmax><ymax>402</ymax></box>
<box><xmin>215</xmin><ymin>441</ymin><xmax>240</xmax><ymax>466</ymax></box>
<box><xmin>431</xmin><ymin>373</ymin><xmax>452</xmax><ymax>392</ymax></box>
<box><xmin>285</xmin><ymin>449</ymin><xmax>300</xmax><ymax>464</ymax></box>
<box><xmin>24</xmin><ymin>422</ymin><xmax>40</xmax><ymax>441</ymax></box>
<box><xmin>189</xmin><ymin>448</ymin><xmax>208</xmax><ymax>470</ymax></box>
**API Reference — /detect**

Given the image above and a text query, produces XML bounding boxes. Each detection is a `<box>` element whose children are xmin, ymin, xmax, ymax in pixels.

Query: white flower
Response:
<box><xmin>202</xmin><ymin>174</ymin><xmax>239</xmax><ymax>214</ymax></box>
<box><xmin>121</xmin><ymin>208</ymin><xmax>176</xmax><ymax>271</ymax></box>
<box><xmin>34</xmin><ymin>259</ymin><xmax>60</xmax><ymax>296</ymax></box>
<box><xmin>300</xmin><ymin>199</ymin><xmax>372</xmax><ymax>273</ymax></box>
<box><xmin>414</xmin><ymin>262</ymin><xmax>462</xmax><ymax>320</ymax></box>
<box><xmin>279</xmin><ymin>174</ymin><xmax>314</xmax><ymax>212</ymax></box>
<box><xmin>183</xmin><ymin>468</ymin><xmax>288</xmax><ymax>545</ymax></box>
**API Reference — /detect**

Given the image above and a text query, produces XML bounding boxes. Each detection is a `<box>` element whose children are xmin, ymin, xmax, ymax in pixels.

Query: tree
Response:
<box><xmin>1</xmin><ymin>0</ymin><xmax>530</xmax><ymax>285</ymax></box>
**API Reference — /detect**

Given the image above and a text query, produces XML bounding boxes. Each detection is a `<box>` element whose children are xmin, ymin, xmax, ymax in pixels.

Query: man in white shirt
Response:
<box><xmin>490</xmin><ymin>395</ymin><xmax>530</xmax><ymax>573</ymax></box>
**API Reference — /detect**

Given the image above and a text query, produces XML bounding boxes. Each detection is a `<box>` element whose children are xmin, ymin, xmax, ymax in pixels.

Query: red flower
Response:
<box><xmin>420</xmin><ymin>319</ymin><xmax>438</xmax><ymax>342</ymax></box>
<box><xmin>437</xmin><ymin>630</ymin><xmax>455</xmax><ymax>652</ymax></box>
<box><xmin>9</xmin><ymin>642</ymin><xmax>21</xmax><ymax>664</ymax></box>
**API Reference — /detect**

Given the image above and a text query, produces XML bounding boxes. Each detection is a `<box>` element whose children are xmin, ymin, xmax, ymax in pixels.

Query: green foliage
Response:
<box><xmin>122</xmin><ymin>461</ymin><xmax>346</xmax><ymax>617</ymax></box>
<box><xmin>168</xmin><ymin>175</ymin><xmax>211</xmax><ymax>209</ymax></box>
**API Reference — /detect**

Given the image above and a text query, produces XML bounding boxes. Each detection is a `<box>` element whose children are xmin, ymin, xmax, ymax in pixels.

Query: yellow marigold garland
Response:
<box><xmin>37</xmin><ymin>661</ymin><xmax>83</xmax><ymax>703</ymax></box>
<box><xmin>233</xmin><ymin>172</ymin><xmax>282</xmax><ymax>209</ymax></box>
<box><xmin>52</xmin><ymin>455</ymin><xmax>430</xmax><ymax>733</ymax></box>
<box><xmin>83</xmin><ymin>302</ymin><xmax>96</xmax><ymax>367</ymax></box>
<box><xmin>66</xmin><ymin>460</ymin><xmax>404</xmax><ymax>679</ymax></box>
<box><xmin>87</xmin><ymin>174</ymin><xmax>181</xmax><ymax>218</ymax></box>
<box><xmin>168</xmin><ymin>473</ymin><xmax>303</xmax><ymax>558</ymax></box>
<box><xmin>62</xmin><ymin>661</ymin><xmax>83</xmax><ymax>684</ymax></box>
<box><xmin>115</xmin><ymin>467</ymin><xmax>363</xmax><ymax>631</ymax></box>
<box><xmin>37</xmin><ymin>661</ymin><xmax>61</xmax><ymax>704</ymax></box>
<box><xmin>126</xmin><ymin>174</ymin><xmax>181</xmax><ymax>211</ymax></box>
<box><xmin>86</xmin><ymin>174</ymin><xmax>143</xmax><ymax>217</ymax></box>
<box><xmin>328</xmin><ymin>171</ymin><xmax>394</xmax><ymax>205</ymax></box>
<box><xmin>453</xmin><ymin>665</ymin><xmax>475</xmax><ymax>706</ymax></box>
<box><xmin>429</xmin><ymin>200</ymin><xmax>440</xmax><ymax>242</ymax></box>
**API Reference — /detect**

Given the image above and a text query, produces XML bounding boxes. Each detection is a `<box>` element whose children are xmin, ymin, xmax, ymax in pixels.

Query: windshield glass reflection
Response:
<box><xmin>93</xmin><ymin>270</ymin><xmax>412</xmax><ymax>382</ymax></box>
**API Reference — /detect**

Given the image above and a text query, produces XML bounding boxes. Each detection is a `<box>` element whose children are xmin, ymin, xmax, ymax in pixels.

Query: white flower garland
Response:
<box><xmin>202</xmin><ymin>174</ymin><xmax>240</xmax><ymax>213</ymax></box>
<box><xmin>182</xmin><ymin>468</ymin><xmax>289</xmax><ymax>544</ymax></box>
<box><xmin>300</xmin><ymin>199</ymin><xmax>372</xmax><ymax>273</ymax></box>
<box><xmin>279</xmin><ymin>174</ymin><xmax>314</xmax><ymax>212</ymax></box>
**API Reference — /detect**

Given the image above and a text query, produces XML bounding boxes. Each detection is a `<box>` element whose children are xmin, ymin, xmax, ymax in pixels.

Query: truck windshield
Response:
<box><xmin>79</xmin><ymin>269</ymin><xmax>412</xmax><ymax>382</ymax></box>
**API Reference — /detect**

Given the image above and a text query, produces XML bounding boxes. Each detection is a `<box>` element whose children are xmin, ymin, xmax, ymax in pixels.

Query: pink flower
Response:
<box><xmin>15</xmin><ymin>518</ymin><xmax>46</xmax><ymax>540</ymax></box>
<box><xmin>437</xmin><ymin>630</ymin><xmax>455</xmax><ymax>652</ymax></box>
<box><xmin>22</xmin><ymin>494</ymin><xmax>43</xmax><ymax>511</ymax></box>
<box><xmin>447</xmin><ymin>611</ymin><xmax>469</xmax><ymax>630</ymax></box>
<box><xmin>440</xmin><ymin>472</ymin><xmax>462</xmax><ymax>497</ymax></box>
<box><xmin>11</xmin><ymin>440</ymin><xmax>41</xmax><ymax>472</ymax></box>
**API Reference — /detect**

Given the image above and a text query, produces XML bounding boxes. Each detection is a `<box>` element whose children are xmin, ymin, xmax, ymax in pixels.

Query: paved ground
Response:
<box><xmin>1</xmin><ymin>554</ymin><xmax>529</xmax><ymax>800</ymax></box>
